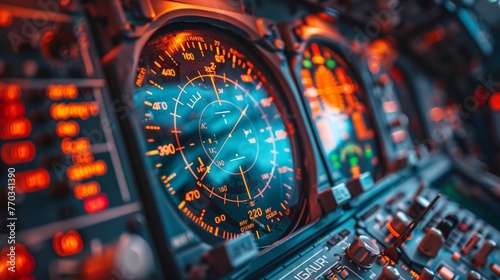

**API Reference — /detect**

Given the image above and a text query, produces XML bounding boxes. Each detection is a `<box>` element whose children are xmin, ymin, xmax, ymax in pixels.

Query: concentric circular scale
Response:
<box><xmin>132</xmin><ymin>26</ymin><xmax>304</xmax><ymax>246</ymax></box>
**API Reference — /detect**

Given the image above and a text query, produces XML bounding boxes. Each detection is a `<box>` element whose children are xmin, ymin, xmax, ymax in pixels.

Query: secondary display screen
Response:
<box><xmin>299</xmin><ymin>42</ymin><xmax>382</xmax><ymax>180</ymax></box>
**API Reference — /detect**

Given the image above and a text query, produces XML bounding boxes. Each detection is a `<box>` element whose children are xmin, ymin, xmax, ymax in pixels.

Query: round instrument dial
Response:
<box><xmin>132</xmin><ymin>25</ymin><xmax>303</xmax><ymax>246</ymax></box>
<box><xmin>298</xmin><ymin>42</ymin><xmax>382</xmax><ymax>180</ymax></box>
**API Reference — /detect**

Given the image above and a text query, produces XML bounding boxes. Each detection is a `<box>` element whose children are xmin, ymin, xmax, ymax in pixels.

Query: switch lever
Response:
<box><xmin>383</xmin><ymin>194</ymin><xmax>441</xmax><ymax>263</ymax></box>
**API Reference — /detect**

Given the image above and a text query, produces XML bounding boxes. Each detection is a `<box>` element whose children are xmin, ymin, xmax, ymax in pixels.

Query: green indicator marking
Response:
<box><xmin>349</xmin><ymin>157</ymin><xmax>359</xmax><ymax>166</ymax></box>
<box><xmin>331</xmin><ymin>154</ymin><xmax>338</xmax><ymax>161</ymax></box>
<box><xmin>365</xmin><ymin>149</ymin><xmax>373</xmax><ymax>158</ymax></box>
<box><xmin>334</xmin><ymin>162</ymin><xmax>342</xmax><ymax>169</ymax></box>
<box><xmin>303</xmin><ymin>60</ymin><xmax>312</xmax><ymax>68</ymax></box>
<box><xmin>327</xmin><ymin>59</ymin><xmax>336</xmax><ymax>69</ymax></box>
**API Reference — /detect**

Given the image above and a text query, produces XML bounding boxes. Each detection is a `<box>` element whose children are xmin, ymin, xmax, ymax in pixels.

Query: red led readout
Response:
<box><xmin>490</xmin><ymin>92</ymin><xmax>500</xmax><ymax>111</ymax></box>
<box><xmin>53</xmin><ymin>230</ymin><xmax>84</xmax><ymax>257</ymax></box>
<box><xmin>0</xmin><ymin>244</ymin><xmax>35</xmax><ymax>279</ymax></box>
<box><xmin>0</xmin><ymin>117</ymin><xmax>32</xmax><ymax>140</ymax></box>
<box><xmin>0</xmin><ymin>102</ymin><xmax>25</xmax><ymax>118</ymax></box>
<box><xmin>83</xmin><ymin>193</ymin><xmax>109</xmax><ymax>214</ymax></box>
<box><xmin>17</xmin><ymin>168</ymin><xmax>50</xmax><ymax>194</ymax></box>
<box><xmin>1</xmin><ymin>141</ymin><xmax>36</xmax><ymax>164</ymax></box>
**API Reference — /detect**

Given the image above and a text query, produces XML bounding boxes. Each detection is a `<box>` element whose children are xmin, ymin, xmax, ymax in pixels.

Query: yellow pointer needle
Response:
<box><xmin>210</xmin><ymin>75</ymin><xmax>222</xmax><ymax>106</ymax></box>
<box><xmin>200</xmin><ymin>104</ymin><xmax>249</xmax><ymax>180</ymax></box>
<box><xmin>239</xmin><ymin>166</ymin><xmax>252</xmax><ymax>200</ymax></box>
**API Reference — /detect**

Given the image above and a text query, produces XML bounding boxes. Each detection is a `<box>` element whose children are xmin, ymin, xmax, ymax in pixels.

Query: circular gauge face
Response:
<box><xmin>298</xmin><ymin>42</ymin><xmax>382</xmax><ymax>180</ymax></box>
<box><xmin>132</xmin><ymin>25</ymin><xmax>303</xmax><ymax>246</ymax></box>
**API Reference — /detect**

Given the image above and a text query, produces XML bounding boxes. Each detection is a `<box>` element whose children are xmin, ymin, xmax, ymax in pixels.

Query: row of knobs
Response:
<box><xmin>346</xmin><ymin>232</ymin><xmax>495</xmax><ymax>280</ymax></box>
<box><xmin>346</xmin><ymin>235</ymin><xmax>401</xmax><ymax>279</ymax></box>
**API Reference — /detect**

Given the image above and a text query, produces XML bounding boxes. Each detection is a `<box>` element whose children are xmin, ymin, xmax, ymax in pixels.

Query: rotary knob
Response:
<box><xmin>346</xmin><ymin>235</ymin><xmax>380</xmax><ymax>268</ymax></box>
<box><xmin>377</xmin><ymin>266</ymin><xmax>401</xmax><ymax>280</ymax></box>
<box><xmin>388</xmin><ymin>211</ymin><xmax>412</xmax><ymax>237</ymax></box>
<box><xmin>467</xmin><ymin>271</ymin><xmax>482</xmax><ymax>280</ymax></box>
<box><xmin>40</xmin><ymin>26</ymin><xmax>79</xmax><ymax>66</ymax></box>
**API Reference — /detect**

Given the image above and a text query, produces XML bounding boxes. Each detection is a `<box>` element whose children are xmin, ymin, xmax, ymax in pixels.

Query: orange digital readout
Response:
<box><xmin>74</xmin><ymin>181</ymin><xmax>101</xmax><ymax>200</ymax></box>
<box><xmin>17</xmin><ymin>168</ymin><xmax>50</xmax><ymax>194</ymax></box>
<box><xmin>50</xmin><ymin>102</ymin><xmax>99</xmax><ymax>120</ymax></box>
<box><xmin>55</xmin><ymin>121</ymin><xmax>80</xmax><ymax>137</ymax></box>
<box><xmin>53</xmin><ymin>230</ymin><xmax>84</xmax><ymax>257</ymax></box>
<box><xmin>71</xmin><ymin>151</ymin><xmax>94</xmax><ymax>164</ymax></box>
<box><xmin>67</xmin><ymin>160</ymin><xmax>107</xmax><ymax>181</ymax></box>
<box><xmin>1</xmin><ymin>141</ymin><xmax>36</xmax><ymax>164</ymax></box>
<box><xmin>84</xmin><ymin>193</ymin><xmax>109</xmax><ymax>214</ymax></box>
<box><xmin>61</xmin><ymin>137</ymin><xmax>90</xmax><ymax>154</ymax></box>
<box><xmin>0</xmin><ymin>117</ymin><xmax>32</xmax><ymax>140</ymax></box>
<box><xmin>46</xmin><ymin>84</ymin><xmax>78</xmax><ymax>100</ymax></box>
<box><xmin>0</xmin><ymin>102</ymin><xmax>25</xmax><ymax>118</ymax></box>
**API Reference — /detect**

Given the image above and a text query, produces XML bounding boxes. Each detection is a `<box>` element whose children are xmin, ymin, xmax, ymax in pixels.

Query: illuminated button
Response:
<box><xmin>17</xmin><ymin>168</ymin><xmax>50</xmax><ymax>194</ymax></box>
<box><xmin>391</xmin><ymin>130</ymin><xmax>407</xmax><ymax>143</ymax></box>
<box><xmin>84</xmin><ymin>193</ymin><xmax>109</xmax><ymax>214</ymax></box>
<box><xmin>56</xmin><ymin>121</ymin><xmax>80</xmax><ymax>137</ymax></box>
<box><xmin>438</xmin><ymin>266</ymin><xmax>454</xmax><ymax>280</ymax></box>
<box><xmin>0</xmin><ymin>244</ymin><xmax>35</xmax><ymax>278</ymax></box>
<box><xmin>74</xmin><ymin>181</ymin><xmax>101</xmax><ymax>200</ymax></box>
<box><xmin>491</xmin><ymin>263</ymin><xmax>500</xmax><ymax>276</ymax></box>
<box><xmin>458</xmin><ymin>221</ymin><xmax>470</xmax><ymax>232</ymax></box>
<box><xmin>71</xmin><ymin>151</ymin><xmax>94</xmax><ymax>164</ymax></box>
<box><xmin>383</xmin><ymin>101</ymin><xmax>398</xmax><ymax>113</ymax></box>
<box><xmin>429</xmin><ymin>107</ymin><xmax>444</xmax><ymax>122</ymax></box>
<box><xmin>490</xmin><ymin>92</ymin><xmax>500</xmax><ymax>111</ymax></box>
<box><xmin>1</xmin><ymin>141</ymin><xmax>36</xmax><ymax>164</ymax></box>
<box><xmin>67</xmin><ymin>160</ymin><xmax>107</xmax><ymax>181</ymax></box>
<box><xmin>53</xmin><ymin>230</ymin><xmax>84</xmax><ymax>257</ymax></box>
<box><xmin>50</xmin><ymin>102</ymin><xmax>99</xmax><ymax>120</ymax></box>
<box><xmin>46</xmin><ymin>84</ymin><xmax>78</xmax><ymax>100</ymax></box>
<box><xmin>0</xmin><ymin>84</ymin><xmax>21</xmax><ymax>101</ymax></box>
<box><xmin>0</xmin><ymin>117</ymin><xmax>32</xmax><ymax>140</ymax></box>
<box><xmin>61</xmin><ymin>137</ymin><xmax>90</xmax><ymax>154</ymax></box>
<box><xmin>0</xmin><ymin>102</ymin><xmax>25</xmax><ymax>118</ymax></box>
<box><xmin>0</xmin><ymin>10</ymin><xmax>13</xmax><ymax>27</ymax></box>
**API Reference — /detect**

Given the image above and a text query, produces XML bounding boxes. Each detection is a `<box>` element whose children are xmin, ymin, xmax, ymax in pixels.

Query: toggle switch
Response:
<box><xmin>472</xmin><ymin>239</ymin><xmax>496</xmax><ymax>268</ymax></box>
